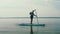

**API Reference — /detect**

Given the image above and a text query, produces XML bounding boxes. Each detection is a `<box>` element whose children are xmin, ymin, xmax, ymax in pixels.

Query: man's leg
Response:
<box><xmin>31</xmin><ymin>18</ymin><xmax>33</xmax><ymax>24</ymax></box>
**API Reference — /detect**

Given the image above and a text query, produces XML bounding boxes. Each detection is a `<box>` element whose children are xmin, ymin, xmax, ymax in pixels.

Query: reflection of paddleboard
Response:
<box><xmin>18</xmin><ymin>23</ymin><xmax>45</xmax><ymax>26</ymax></box>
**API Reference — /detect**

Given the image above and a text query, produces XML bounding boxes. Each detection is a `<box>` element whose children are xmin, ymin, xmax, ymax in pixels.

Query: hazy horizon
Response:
<box><xmin>0</xmin><ymin>0</ymin><xmax>60</xmax><ymax>17</ymax></box>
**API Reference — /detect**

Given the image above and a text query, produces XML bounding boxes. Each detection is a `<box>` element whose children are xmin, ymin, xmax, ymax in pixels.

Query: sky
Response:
<box><xmin>0</xmin><ymin>0</ymin><xmax>60</xmax><ymax>17</ymax></box>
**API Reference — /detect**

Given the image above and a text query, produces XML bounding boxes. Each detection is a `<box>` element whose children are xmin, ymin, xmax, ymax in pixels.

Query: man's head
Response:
<box><xmin>32</xmin><ymin>9</ymin><xmax>36</xmax><ymax>12</ymax></box>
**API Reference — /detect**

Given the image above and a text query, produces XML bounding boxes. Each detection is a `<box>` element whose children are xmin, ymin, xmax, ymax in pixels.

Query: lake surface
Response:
<box><xmin>0</xmin><ymin>17</ymin><xmax>60</xmax><ymax>34</ymax></box>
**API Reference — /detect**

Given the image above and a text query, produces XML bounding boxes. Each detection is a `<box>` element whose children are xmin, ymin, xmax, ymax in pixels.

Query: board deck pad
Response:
<box><xmin>18</xmin><ymin>23</ymin><xmax>45</xmax><ymax>26</ymax></box>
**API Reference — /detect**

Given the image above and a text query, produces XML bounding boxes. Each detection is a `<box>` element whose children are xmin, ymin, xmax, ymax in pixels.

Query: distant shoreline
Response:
<box><xmin>0</xmin><ymin>17</ymin><xmax>60</xmax><ymax>19</ymax></box>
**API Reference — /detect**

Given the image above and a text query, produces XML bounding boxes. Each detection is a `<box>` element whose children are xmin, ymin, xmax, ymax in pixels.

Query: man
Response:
<box><xmin>29</xmin><ymin>9</ymin><xmax>36</xmax><ymax>24</ymax></box>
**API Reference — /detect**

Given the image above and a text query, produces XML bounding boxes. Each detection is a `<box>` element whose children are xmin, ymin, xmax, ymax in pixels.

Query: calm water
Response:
<box><xmin>0</xmin><ymin>17</ymin><xmax>60</xmax><ymax>34</ymax></box>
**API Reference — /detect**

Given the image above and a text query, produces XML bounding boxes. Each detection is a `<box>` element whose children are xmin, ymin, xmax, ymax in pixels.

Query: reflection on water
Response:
<box><xmin>0</xmin><ymin>18</ymin><xmax>60</xmax><ymax>34</ymax></box>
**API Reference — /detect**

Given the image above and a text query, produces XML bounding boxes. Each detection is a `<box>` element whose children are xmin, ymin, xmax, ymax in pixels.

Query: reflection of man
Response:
<box><xmin>29</xmin><ymin>9</ymin><xmax>36</xmax><ymax>24</ymax></box>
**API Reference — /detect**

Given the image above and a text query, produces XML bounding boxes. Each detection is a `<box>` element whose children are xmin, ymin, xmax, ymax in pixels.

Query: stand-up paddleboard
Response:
<box><xmin>18</xmin><ymin>23</ymin><xmax>45</xmax><ymax>26</ymax></box>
